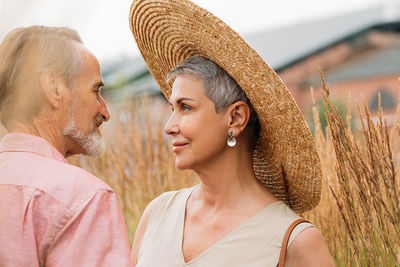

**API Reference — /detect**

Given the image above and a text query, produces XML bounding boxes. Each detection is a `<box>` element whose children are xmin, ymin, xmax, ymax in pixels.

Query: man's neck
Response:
<box><xmin>9</xmin><ymin>117</ymin><xmax>68</xmax><ymax>157</ymax></box>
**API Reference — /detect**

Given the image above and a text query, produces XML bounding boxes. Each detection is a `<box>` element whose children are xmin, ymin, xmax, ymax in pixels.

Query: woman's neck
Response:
<box><xmin>191</xmin><ymin>149</ymin><xmax>277</xmax><ymax>212</ymax></box>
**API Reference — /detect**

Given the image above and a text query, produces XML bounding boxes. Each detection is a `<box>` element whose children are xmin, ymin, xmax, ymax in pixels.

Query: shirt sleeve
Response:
<box><xmin>45</xmin><ymin>189</ymin><xmax>132</xmax><ymax>267</ymax></box>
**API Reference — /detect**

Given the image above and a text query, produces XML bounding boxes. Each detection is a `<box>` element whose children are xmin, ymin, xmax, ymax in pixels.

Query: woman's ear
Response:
<box><xmin>227</xmin><ymin>101</ymin><xmax>250</xmax><ymax>136</ymax></box>
<box><xmin>39</xmin><ymin>70</ymin><xmax>64</xmax><ymax>109</ymax></box>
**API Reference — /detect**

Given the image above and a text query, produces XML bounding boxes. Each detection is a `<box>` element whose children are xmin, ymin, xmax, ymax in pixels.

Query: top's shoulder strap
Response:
<box><xmin>277</xmin><ymin>218</ymin><xmax>309</xmax><ymax>267</ymax></box>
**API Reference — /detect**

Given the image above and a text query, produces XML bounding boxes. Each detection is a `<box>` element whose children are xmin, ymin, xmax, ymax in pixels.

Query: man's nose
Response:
<box><xmin>99</xmin><ymin>97</ymin><xmax>110</xmax><ymax>122</ymax></box>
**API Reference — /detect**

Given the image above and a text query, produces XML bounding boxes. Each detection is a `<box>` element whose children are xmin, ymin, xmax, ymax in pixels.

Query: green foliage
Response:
<box><xmin>309</xmin><ymin>98</ymin><xmax>352</xmax><ymax>135</ymax></box>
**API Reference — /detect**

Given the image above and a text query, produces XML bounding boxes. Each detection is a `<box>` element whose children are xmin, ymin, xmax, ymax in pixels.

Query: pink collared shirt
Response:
<box><xmin>0</xmin><ymin>133</ymin><xmax>132</xmax><ymax>267</ymax></box>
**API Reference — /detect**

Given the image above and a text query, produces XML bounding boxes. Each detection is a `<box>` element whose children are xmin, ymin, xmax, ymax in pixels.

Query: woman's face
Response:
<box><xmin>164</xmin><ymin>74</ymin><xmax>228</xmax><ymax>170</ymax></box>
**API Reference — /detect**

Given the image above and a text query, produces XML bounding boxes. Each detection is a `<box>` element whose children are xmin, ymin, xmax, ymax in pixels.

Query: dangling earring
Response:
<box><xmin>227</xmin><ymin>130</ymin><xmax>236</xmax><ymax>147</ymax></box>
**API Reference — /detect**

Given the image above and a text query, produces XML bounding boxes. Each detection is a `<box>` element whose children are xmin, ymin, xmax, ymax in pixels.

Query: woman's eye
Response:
<box><xmin>182</xmin><ymin>104</ymin><xmax>191</xmax><ymax>111</ymax></box>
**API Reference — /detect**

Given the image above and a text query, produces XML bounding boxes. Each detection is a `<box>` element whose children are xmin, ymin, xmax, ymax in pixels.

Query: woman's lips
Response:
<box><xmin>172</xmin><ymin>142</ymin><xmax>188</xmax><ymax>152</ymax></box>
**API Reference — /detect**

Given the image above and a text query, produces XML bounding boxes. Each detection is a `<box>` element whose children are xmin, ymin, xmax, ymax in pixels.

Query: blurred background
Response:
<box><xmin>1</xmin><ymin>0</ymin><xmax>400</xmax><ymax>133</ymax></box>
<box><xmin>2</xmin><ymin>2</ymin><xmax>400</xmax><ymax>264</ymax></box>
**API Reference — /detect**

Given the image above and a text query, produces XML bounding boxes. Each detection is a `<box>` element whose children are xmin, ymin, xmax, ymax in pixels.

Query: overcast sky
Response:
<box><xmin>0</xmin><ymin>0</ymin><xmax>394</xmax><ymax>64</ymax></box>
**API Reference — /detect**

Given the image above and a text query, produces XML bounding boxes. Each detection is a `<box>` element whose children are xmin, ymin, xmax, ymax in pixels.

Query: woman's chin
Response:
<box><xmin>175</xmin><ymin>159</ymin><xmax>192</xmax><ymax>170</ymax></box>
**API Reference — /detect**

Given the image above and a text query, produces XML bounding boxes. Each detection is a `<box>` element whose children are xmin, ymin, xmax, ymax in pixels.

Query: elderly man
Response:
<box><xmin>0</xmin><ymin>26</ymin><xmax>131</xmax><ymax>266</ymax></box>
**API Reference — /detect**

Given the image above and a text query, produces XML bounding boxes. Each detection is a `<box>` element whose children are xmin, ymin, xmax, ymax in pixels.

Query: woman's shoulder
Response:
<box><xmin>131</xmin><ymin>185</ymin><xmax>198</xmax><ymax>264</ymax></box>
<box><xmin>256</xmin><ymin>201</ymin><xmax>315</xmax><ymax>247</ymax></box>
<box><xmin>271</xmin><ymin>202</ymin><xmax>334</xmax><ymax>266</ymax></box>
<box><xmin>135</xmin><ymin>185</ymin><xmax>197</xmax><ymax>230</ymax></box>
<box><xmin>285</xmin><ymin>226</ymin><xmax>335</xmax><ymax>266</ymax></box>
<box><xmin>263</xmin><ymin>201</ymin><xmax>303</xmax><ymax>224</ymax></box>
<box><xmin>153</xmin><ymin>185</ymin><xmax>197</xmax><ymax>204</ymax></box>
<box><xmin>148</xmin><ymin>185</ymin><xmax>198</xmax><ymax>214</ymax></box>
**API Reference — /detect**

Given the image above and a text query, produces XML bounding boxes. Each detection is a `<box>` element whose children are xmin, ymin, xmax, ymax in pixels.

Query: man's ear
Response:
<box><xmin>227</xmin><ymin>101</ymin><xmax>250</xmax><ymax>136</ymax></box>
<box><xmin>39</xmin><ymin>70</ymin><xmax>64</xmax><ymax>109</ymax></box>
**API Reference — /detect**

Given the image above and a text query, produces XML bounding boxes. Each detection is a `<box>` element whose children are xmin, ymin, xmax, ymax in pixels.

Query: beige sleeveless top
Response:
<box><xmin>137</xmin><ymin>186</ymin><xmax>313</xmax><ymax>267</ymax></box>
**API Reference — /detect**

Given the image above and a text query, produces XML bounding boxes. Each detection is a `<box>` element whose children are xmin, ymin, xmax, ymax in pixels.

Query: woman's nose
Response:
<box><xmin>164</xmin><ymin>112</ymin><xmax>179</xmax><ymax>135</ymax></box>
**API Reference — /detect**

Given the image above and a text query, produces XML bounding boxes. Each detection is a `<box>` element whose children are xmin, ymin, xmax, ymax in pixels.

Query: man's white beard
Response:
<box><xmin>63</xmin><ymin>118</ymin><xmax>105</xmax><ymax>157</ymax></box>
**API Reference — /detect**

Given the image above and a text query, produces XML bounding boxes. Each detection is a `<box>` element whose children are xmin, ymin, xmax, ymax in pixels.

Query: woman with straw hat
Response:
<box><xmin>129</xmin><ymin>0</ymin><xmax>334</xmax><ymax>266</ymax></box>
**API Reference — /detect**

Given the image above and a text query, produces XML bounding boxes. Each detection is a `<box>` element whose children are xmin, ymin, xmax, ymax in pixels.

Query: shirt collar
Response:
<box><xmin>0</xmin><ymin>132</ymin><xmax>67</xmax><ymax>163</ymax></box>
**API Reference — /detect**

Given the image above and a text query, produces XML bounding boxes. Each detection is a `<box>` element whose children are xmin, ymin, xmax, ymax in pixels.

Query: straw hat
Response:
<box><xmin>129</xmin><ymin>0</ymin><xmax>322</xmax><ymax>212</ymax></box>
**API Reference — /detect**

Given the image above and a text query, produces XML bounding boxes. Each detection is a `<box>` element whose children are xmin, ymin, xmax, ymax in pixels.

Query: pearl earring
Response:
<box><xmin>227</xmin><ymin>130</ymin><xmax>236</xmax><ymax>147</ymax></box>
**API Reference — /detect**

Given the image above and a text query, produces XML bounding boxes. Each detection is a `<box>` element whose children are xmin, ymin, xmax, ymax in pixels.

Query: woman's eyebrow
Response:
<box><xmin>170</xmin><ymin>97</ymin><xmax>195</xmax><ymax>105</ymax></box>
<box><xmin>177</xmin><ymin>97</ymin><xmax>195</xmax><ymax>104</ymax></box>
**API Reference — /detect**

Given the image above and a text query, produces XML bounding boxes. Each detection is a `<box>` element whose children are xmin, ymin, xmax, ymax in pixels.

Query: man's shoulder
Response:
<box><xmin>55</xmin><ymin>159</ymin><xmax>111</xmax><ymax>190</ymax></box>
<box><xmin>0</xmin><ymin>151</ymin><xmax>113</xmax><ymax>211</ymax></box>
<box><xmin>38</xmin><ymin>158</ymin><xmax>114</xmax><ymax>209</ymax></box>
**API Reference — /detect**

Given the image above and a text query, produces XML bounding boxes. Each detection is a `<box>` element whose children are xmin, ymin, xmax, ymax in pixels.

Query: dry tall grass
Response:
<box><xmin>69</xmin><ymin>97</ymin><xmax>198</xmax><ymax>241</ymax></box>
<box><xmin>306</xmin><ymin>73</ymin><xmax>400</xmax><ymax>266</ymax></box>
<box><xmin>69</xmin><ymin>81</ymin><xmax>400</xmax><ymax>265</ymax></box>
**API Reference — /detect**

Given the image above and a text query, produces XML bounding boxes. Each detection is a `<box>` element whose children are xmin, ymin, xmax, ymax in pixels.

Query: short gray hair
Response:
<box><xmin>0</xmin><ymin>25</ymin><xmax>83</xmax><ymax>128</ymax></box>
<box><xmin>167</xmin><ymin>56</ymin><xmax>260</xmax><ymax>148</ymax></box>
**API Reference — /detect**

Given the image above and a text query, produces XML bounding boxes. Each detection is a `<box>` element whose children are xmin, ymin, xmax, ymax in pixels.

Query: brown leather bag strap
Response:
<box><xmin>277</xmin><ymin>218</ymin><xmax>309</xmax><ymax>267</ymax></box>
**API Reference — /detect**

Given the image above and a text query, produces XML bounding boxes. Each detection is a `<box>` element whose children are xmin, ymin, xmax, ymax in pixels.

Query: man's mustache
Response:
<box><xmin>95</xmin><ymin>114</ymin><xmax>105</xmax><ymax>128</ymax></box>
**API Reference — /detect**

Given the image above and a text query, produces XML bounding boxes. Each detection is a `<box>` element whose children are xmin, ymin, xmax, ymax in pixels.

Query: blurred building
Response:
<box><xmin>102</xmin><ymin>3</ymin><xmax>400</xmax><ymax>124</ymax></box>
<box><xmin>263</xmin><ymin>14</ymin><xmax>400</xmax><ymax>122</ymax></box>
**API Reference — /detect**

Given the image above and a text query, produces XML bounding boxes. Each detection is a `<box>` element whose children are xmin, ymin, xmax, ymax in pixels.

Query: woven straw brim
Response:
<box><xmin>129</xmin><ymin>0</ymin><xmax>322</xmax><ymax>212</ymax></box>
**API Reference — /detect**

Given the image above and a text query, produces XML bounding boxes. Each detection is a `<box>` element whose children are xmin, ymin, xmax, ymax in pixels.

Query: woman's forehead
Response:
<box><xmin>170</xmin><ymin>75</ymin><xmax>206</xmax><ymax>100</ymax></box>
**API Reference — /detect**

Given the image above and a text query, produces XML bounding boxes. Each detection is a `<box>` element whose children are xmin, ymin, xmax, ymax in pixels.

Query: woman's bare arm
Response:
<box><xmin>130</xmin><ymin>200</ymin><xmax>155</xmax><ymax>266</ymax></box>
<box><xmin>285</xmin><ymin>227</ymin><xmax>335</xmax><ymax>267</ymax></box>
